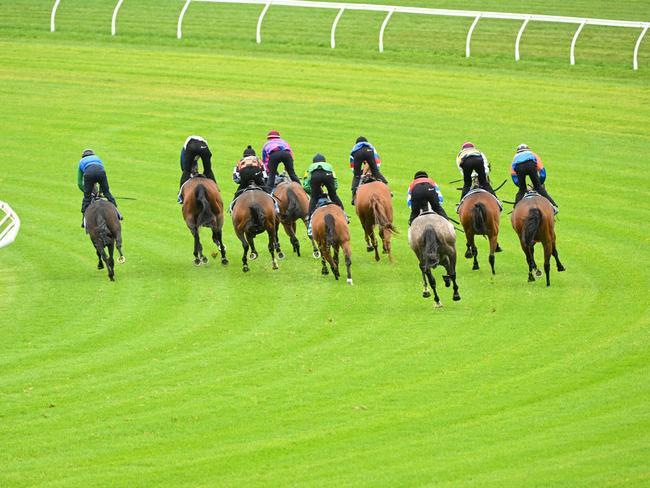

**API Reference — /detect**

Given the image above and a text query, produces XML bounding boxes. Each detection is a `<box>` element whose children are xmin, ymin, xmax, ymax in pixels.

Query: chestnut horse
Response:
<box><xmin>408</xmin><ymin>213</ymin><xmax>460</xmax><ymax>307</ymax></box>
<box><xmin>181</xmin><ymin>177</ymin><xmax>228</xmax><ymax>266</ymax></box>
<box><xmin>273</xmin><ymin>181</ymin><xmax>319</xmax><ymax>258</ymax></box>
<box><xmin>84</xmin><ymin>198</ymin><xmax>125</xmax><ymax>281</ymax></box>
<box><xmin>355</xmin><ymin>180</ymin><xmax>396</xmax><ymax>262</ymax></box>
<box><xmin>231</xmin><ymin>188</ymin><xmax>282</xmax><ymax>272</ymax></box>
<box><xmin>311</xmin><ymin>203</ymin><xmax>352</xmax><ymax>284</ymax></box>
<box><xmin>511</xmin><ymin>192</ymin><xmax>565</xmax><ymax>286</ymax></box>
<box><xmin>457</xmin><ymin>189</ymin><xmax>501</xmax><ymax>274</ymax></box>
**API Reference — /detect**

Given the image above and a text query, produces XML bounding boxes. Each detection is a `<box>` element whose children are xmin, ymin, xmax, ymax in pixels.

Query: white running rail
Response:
<box><xmin>0</xmin><ymin>201</ymin><xmax>21</xmax><ymax>249</ymax></box>
<box><xmin>50</xmin><ymin>0</ymin><xmax>650</xmax><ymax>69</ymax></box>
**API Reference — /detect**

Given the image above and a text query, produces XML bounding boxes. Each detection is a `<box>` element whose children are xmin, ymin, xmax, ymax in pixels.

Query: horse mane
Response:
<box><xmin>370</xmin><ymin>194</ymin><xmax>397</xmax><ymax>234</ymax></box>
<box><xmin>524</xmin><ymin>207</ymin><xmax>542</xmax><ymax>248</ymax></box>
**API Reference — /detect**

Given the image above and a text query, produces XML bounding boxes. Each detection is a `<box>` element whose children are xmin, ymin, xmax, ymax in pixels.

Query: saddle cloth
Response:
<box><xmin>457</xmin><ymin>188</ymin><xmax>503</xmax><ymax>213</ymax></box>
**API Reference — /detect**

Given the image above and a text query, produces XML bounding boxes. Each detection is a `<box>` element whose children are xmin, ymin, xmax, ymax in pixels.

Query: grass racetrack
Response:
<box><xmin>1</xmin><ymin>1</ymin><xmax>649</xmax><ymax>486</ymax></box>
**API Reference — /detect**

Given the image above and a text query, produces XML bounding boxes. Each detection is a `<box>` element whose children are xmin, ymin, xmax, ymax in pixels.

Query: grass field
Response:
<box><xmin>1</xmin><ymin>1</ymin><xmax>649</xmax><ymax>486</ymax></box>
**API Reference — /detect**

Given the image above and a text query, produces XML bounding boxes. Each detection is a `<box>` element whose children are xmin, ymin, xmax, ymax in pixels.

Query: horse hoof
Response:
<box><xmin>495</xmin><ymin>245</ymin><xmax>503</xmax><ymax>253</ymax></box>
<box><xmin>277</xmin><ymin>251</ymin><xmax>285</xmax><ymax>260</ymax></box>
<box><xmin>117</xmin><ymin>256</ymin><xmax>125</xmax><ymax>264</ymax></box>
<box><xmin>472</xmin><ymin>264</ymin><xmax>479</xmax><ymax>270</ymax></box>
<box><xmin>201</xmin><ymin>256</ymin><xmax>208</xmax><ymax>264</ymax></box>
<box><xmin>243</xmin><ymin>265</ymin><xmax>249</xmax><ymax>272</ymax></box>
<box><xmin>97</xmin><ymin>263</ymin><xmax>104</xmax><ymax>270</ymax></box>
<box><xmin>434</xmin><ymin>301</ymin><xmax>443</xmax><ymax>309</ymax></box>
<box><xmin>443</xmin><ymin>276</ymin><xmax>451</xmax><ymax>287</ymax></box>
<box><xmin>464</xmin><ymin>250</ymin><xmax>473</xmax><ymax>258</ymax></box>
<box><xmin>221</xmin><ymin>258</ymin><xmax>229</xmax><ymax>265</ymax></box>
<box><xmin>528</xmin><ymin>275</ymin><xmax>535</xmax><ymax>282</ymax></box>
<box><xmin>347</xmin><ymin>278</ymin><xmax>353</xmax><ymax>285</ymax></box>
<box><xmin>536</xmin><ymin>269</ymin><xmax>542</xmax><ymax>277</ymax></box>
<box><xmin>109</xmin><ymin>275</ymin><xmax>115</xmax><ymax>282</ymax></box>
<box><xmin>313</xmin><ymin>251</ymin><xmax>321</xmax><ymax>259</ymax></box>
<box><xmin>322</xmin><ymin>269</ymin><xmax>329</xmax><ymax>275</ymax></box>
<box><xmin>366</xmin><ymin>245</ymin><xmax>374</xmax><ymax>252</ymax></box>
<box><xmin>272</xmin><ymin>263</ymin><xmax>279</xmax><ymax>270</ymax></box>
<box><xmin>422</xmin><ymin>290</ymin><xmax>431</xmax><ymax>298</ymax></box>
<box><xmin>250</xmin><ymin>252</ymin><xmax>258</xmax><ymax>260</ymax></box>
<box><xmin>374</xmin><ymin>255</ymin><xmax>380</xmax><ymax>262</ymax></box>
<box><xmin>558</xmin><ymin>265</ymin><xmax>566</xmax><ymax>272</ymax></box>
<box><xmin>194</xmin><ymin>258</ymin><xmax>201</xmax><ymax>266</ymax></box>
<box><xmin>453</xmin><ymin>294</ymin><xmax>461</xmax><ymax>301</ymax></box>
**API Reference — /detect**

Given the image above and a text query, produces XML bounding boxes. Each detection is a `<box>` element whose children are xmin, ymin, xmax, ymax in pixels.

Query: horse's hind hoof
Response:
<box><xmin>366</xmin><ymin>245</ymin><xmax>374</xmax><ymax>253</ymax></box>
<box><xmin>495</xmin><ymin>245</ymin><xmax>503</xmax><ymax>252</ymax></box>
<box><xmin>97</xmin><ymin>263</ymin><xmax>104</xmax><ymax>270</ymax></box>
<box><xmin>201</xmin><ymin>256</ymin><xmax>208</xmax><ymax>264</ymax></box>
<box><xmin>347</xmin><ymin>278</ymin><xmax>353</xmax><ymax>285</ymax></box>
<box><xmin>250</xmin><ymin>252</ymin><xmax>258</xmax><ymax>260</ymax></box>
<box><xmin>243</xmin><ymin>265</ymin><xmax>249</xmax><ymax>272</ymax></box>
<box><xmin>472</xmin><ymin>264</ymin><xmax>479</xmax><ymax>270</ymax></box>
<box><xmin>322</xmin><ymin>268</ymin><xmax>329</xmax><ymax>275</ymax></box>
<box><xmin>464</xmin><ymin>249</ymin><xmax>473</xmax><ymax>258</ymax></box>
<box><xmin>118</xmin><ymin>256</ymin><xmax>125</xmax><ymax>264</ymax></box>
<box><xmin>277</xmin><ymin>251</ymin><xmax>285</xmax><ymax>260</ymax></box>
<box><xmin>272</xmin><ymin>263</ymin><xmax>279</xmax><ymax>270</ymax></box>
<box><xmin>109</xmin><ymin>275</ymin><xmax>115</xmax><ymax>282</ymax></box>
<box><xmin>422</xmin><ymin>290</ymin><xmax>431</xmax><ymax>298</ymax></box>
<box><xmin>194</xmin><ymin>258</ymin><xmax>201</xmax><ymax>266</ymax></box>
<box><xmin>558</xmin><ymin>265</ymin><xmax>566</xmax><ymax>272</ymax></box>
<box><xmin>313</xmin><ymin>251</ymin><xmax>321</xmax><ymax>259</ymax></box>
<box><xmin>221</xmin><ymin>258</ymin><xmax>229</xmax><ymax>265</ymax></box>
<box><xmin>536</xmin><ymin>269</ymin><xmax>542</xmax><ymax>277</ymax></box>
<box><xmin>434</xmin><ymin>301</ymin><xmax>443</xmax><ymax>309</ymax></box>
<box><xmin>453</xmin><ymin>294</ymin><xmax>461</xmax><ymax>301</ymax></box>
<box><xmin>528</xmin><ymin>275</ymin><xmax>535</xmax><ymax>282</ymax></box>
<box><xmin>443</xmin><ymin>276</ymin><xmax>451</xmax><ymax>287</ymax></box>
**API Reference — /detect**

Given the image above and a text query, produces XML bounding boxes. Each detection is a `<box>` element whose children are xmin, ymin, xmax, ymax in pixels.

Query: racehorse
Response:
<box><xmin>355</xmin><ymin>178</ymin><xmax>396</xmax><ymax>262</ymax></box>
<box><xmin>84</xmin><ymin>199</ymin><xmax>125</xmax><ymax>281</ymax></box>
<box><xmin>231</xmin><ymin>188</ymin><xmax>282</xmax><ymax>272</ymax></box>
<box><xmin>457</xmin><ymin>189</ymin><xmax>501</xmax><ymax>274</ymax></box>
<box><xmin>273</xmin><ymin>180</ymin><xmax>319</xmax><ymax>258</ymax></box>
<box><xmin>311</xmin><ymin>203</ymin><xmax>352</xmax><ymax>284</ymax></box>
<box><xmin>511</xmin><ymin>192</ymin><xmax>565</xmax><ymax>286</ymax></box>
<box><xmin>181</xmin><ymin>177</ymin><xmax>228</xmax><ymax>266</ymax></box>
<box><xmin>408</xmin><ymin>213</ymin><xmax>460</xmax><ymax>307</ymax></box>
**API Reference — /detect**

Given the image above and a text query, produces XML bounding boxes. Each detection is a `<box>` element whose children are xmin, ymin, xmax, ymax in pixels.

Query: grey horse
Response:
<box><xmin>408</xmin><ymin>213</ymin><xmax>460</xmax><ymax>307</ymax></box>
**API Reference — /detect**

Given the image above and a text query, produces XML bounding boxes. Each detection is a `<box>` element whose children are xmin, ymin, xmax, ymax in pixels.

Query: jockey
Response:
<box><xmin>349</xmin><ymin>136</ymin><xmax>388</xmax><ymax>205</ymax></box>
<box><xmin>303</xmin><ymin>153</ymin><xmax>345</xmax><ymax>219</ymax></box>
<box><xmin>407</xmin><ymin>170</ymin><xmax>449</xmax><ymax>225</ymax></box>
<box><xmin>232</xmin><ymin>145</ymin><xmax>268</xmax><ymax>200</ymax></box>
<box><xmin>179</xmin><ymin>135</ymin><xmax>216</xmax><ymax>203</ymax></box>
<box><xmin>456</xmin><ymin>141</ymin><xmax>496</xmax><ymax>199</ymax></box>
<box><xmin>77</xmin><ymin>149</ymin><xmax>119</xmax><ymax>227</ymax></box>
<box><xmin>262</xmin><ymin>130</ymin><xmax>301</xmax><ymax>189</ymax></box>
<box><xmin>511</xmin><ymin>144</ymin><xmax>558</xmax><ymax>207</ymax></box>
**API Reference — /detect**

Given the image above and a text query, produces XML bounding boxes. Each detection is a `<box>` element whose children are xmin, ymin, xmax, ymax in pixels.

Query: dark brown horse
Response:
<box><xmin>355</xmin><ymin>180</ymin><xmax>396</xmax><ymax>262</ymax></box>
<box><xmin>511</xmin><ymin>193</ymin><xmax>565</xmax><ymax>286</ymax></box>
<box><xmin>311</xmin><ymin>204</ymin><xmax>352</xmax><ymax>284</ymax></box>
<box><xmin>181</xmin><ymin>177</ymin><xmax>228</xmax><ymax>266</ymax></box>
<box><xmin>84</xmin><ymin>199</ymin><xmax>125</xmax><ymax>281</ymax></box>
<box><xmin>457</xmin><ymin>189</ymin><xmax>501</xmax><ymax>274</ymax></box>
<box><xmin>408</xmin><ymin>213</ymin><xmax>460</xmax><ymax>307</ymax></box>
<box><xmin>231</xmin><ymin>188</ymin><xmax>282</xmax><ymax>272</ymax></box>
<box><xmin>273</xmin><ymin>180</ymin><xmax>319</xmax><ymax>258</ymax></box>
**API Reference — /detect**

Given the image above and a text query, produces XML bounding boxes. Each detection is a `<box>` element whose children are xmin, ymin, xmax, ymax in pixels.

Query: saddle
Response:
<box><xmin>229</xmin><ymin>185</ymin><xmax>278</xmax><ymax>213</ymax></box>
<box><xmin>359</xmin><ymin>174</ymin><xmax>378</xmax><ymax>185</ymax></box>
<box><xmin>457</xmin><ymin>188</ymin><xmax>503</xmax><ymax>212</ymax></box>
<box><xmin>516</xmin><ymin>191</ymin><xmax>558</xmax><ymax>214</ymax></box>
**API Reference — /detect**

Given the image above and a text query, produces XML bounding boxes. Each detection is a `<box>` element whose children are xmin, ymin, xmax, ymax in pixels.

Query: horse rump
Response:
<box><xmin>285</xmin><ymin>186</ymin><xmax>304</xmax><ymax>222</ymax></box>
<box><xmin>370</xmin><ymin>194</ymin><xmax>396</xmax><ymax>234</ymax></box>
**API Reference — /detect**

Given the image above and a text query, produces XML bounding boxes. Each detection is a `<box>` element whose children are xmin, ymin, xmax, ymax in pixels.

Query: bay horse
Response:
<box><xmin>231</xmin><ymin>188</ymin><xmax>282</xmax><ymax>272</ymax></box>
<box><xmin>457</xmin><ymin>189</ymin><xmax>501</xmax><ymax>274</ymax></box>
<box><xmin>311</xmin><ymin>203</ymin><xmax>352</xmax><ymax>284</ymax></box>
<box><xmin>273</xmin><ymin>180</ymin><xmax>319</xmax><ymax>258</ymax></box>
<box><xmin>355</xmin><ymin>179</ymin><xmax>396</xmax><ymax>262</ymax></box>
<box><xmin>181</xmin><ymin>177</ymin><xmax>228</xmax><ymax>266</ymax></box>
<box><xmin>408</xmin><ymin>213</ymin><xmax>460</xmax><ymax>307</ymax></box>
<box><xmin>511</xmin><ymin>192</ymin><xmax>565</xmax><ymax>286</ymax></box>
<box><xmin>84</xmin><ymin>199</ymin><xmax>125</xmax><ymax>281</ymax></box>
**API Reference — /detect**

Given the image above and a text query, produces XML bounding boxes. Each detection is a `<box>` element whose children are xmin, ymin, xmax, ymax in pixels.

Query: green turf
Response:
<box><xmin>1</xmin><ymin>1</ymin><xmax>649</xmax><ymax>486</ymax></box>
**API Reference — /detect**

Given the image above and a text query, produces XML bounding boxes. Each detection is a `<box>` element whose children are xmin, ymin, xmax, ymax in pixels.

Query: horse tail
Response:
<box><xmin>195</xmin><ymin>184</ymin><xmax>214</xmax><ymax>227</ymax></box>
<box><xmin>370</xmin><ymin>194</ymin><xmax>397</xmax><ymax>234</ymax></box>
<box><xmin>324</xmin><ymin>213</ymin><xmax>337</xmax><ymax>249</ymax></box>
<box><xmin>285</xmin><ymin>187</ymin><xmax>303</xmax><ymax>221</ymax></box>
<box><xmin>249</xmin><ymin>204</ymin><xmax>265</xmax><ymax>230</ymax></box>
<box><xmin>95</xmin><ymin>211</ymin><xmax>112</xmax><ymax>247</ymax></box>
<box><xmin>472</xmin><ymin>202</ymin><xmax>487</xmax><ymax>234</ymax></box>
<box><xmin>422</xmin><ymin>225</ymin><xmax>439</xmax><ymax>270</ymax></box>
<box><xmin>524</xmin><ymin>208</ymin><xmax>542</xmax><ymax>248</ymax></box>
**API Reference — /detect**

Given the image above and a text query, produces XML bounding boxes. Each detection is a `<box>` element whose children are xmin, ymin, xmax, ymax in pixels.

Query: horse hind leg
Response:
<box><xmin>247</xmin><ymin>232</ymin><xmax>258</xmax><ymax>260</ymax></box>
<box><xmin>553</xmin><ymin>243</ymin><xmax>565</xmax><ymax>272</ymax></box>
<box><xmin>425</xmin><ymin>269</ymin><xmax>441</xmax><ymax>308</ymax></box>
<box><xmin>342</xmin><ymin>241</ymin><xmax>352</xmax><ymax>285</ymax></box>
<box><xmin>370</xmin><ymin>229</ymin><xmax>380</xmax><ymax>262</ymax></box>
<box><xmin>115</xmin><ymin>232</ymin><xmax>125</xmax><ymax>264</ymax></box>
<box><xmin>488</xmin><ymin>234</ymin><xmax>498</xmax><ymax>275</ymax></box>
<box><xmin>211</xmin><ymin>226</ymin><xmax>228</xmax><ymax>265</ymax></box>
<box><xmin>332</xmin><ymin>246</ymin><xmax>341</xmax><ymax>280</ymax></box>
<box><xmin>191</xmin><ymin>227</ymin><xmax>205</xmax><ymax>266</ymax></box>
<box><xmin>543</xmin><ymin>240</ymin><xmax>552</xmax><ymax>287</ymax></box>
<box><xmin>238</xmin><ymin>234</ymin><xmax>250</xmax><ymax>272</ymax></box>
<box><xmin>420</xmin><ymin>268</ymin><xmax>431</xmax><ymax>298</ymax></box>
<box><xmin>96</xmin><ymin>250</ymin><xmax>104</xmax><ymax>270</ymax></box>
<box><xmin>268</xmin><ymin>229</ymin><xmax>279</xmax><ymax>270</ymax></box>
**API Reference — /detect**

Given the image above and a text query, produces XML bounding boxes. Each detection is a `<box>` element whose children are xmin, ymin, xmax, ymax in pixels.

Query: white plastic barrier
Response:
<box><xmin>50</xmin><ymin>0</ymin><xmax>650</xmax><ymax>69</ymax></box>
<box><xmin>0</xmin><ymin>201</ymin><xmax>21</xmax><ymax>249</ymax></box>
